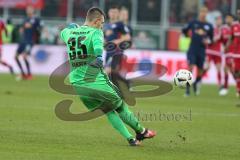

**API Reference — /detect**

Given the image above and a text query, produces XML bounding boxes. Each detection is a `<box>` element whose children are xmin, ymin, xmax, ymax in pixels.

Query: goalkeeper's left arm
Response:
<box><xmin>89</xmin><ymin>29</ymin><xmax>104</xmax><ymax>68</ymax></box>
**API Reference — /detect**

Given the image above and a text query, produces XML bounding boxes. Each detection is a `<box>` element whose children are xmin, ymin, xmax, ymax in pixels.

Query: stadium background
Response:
<box><xmin>0</xmin><ymin>0</ymin><xmax>238</xmax><ymax>84</ymax></box>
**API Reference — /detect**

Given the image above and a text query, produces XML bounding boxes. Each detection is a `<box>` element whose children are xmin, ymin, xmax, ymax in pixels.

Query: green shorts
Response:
<box><xmin>72</xmin><ymin>80</ymin><xmax>123</xmax><ymax>111</ymax></box>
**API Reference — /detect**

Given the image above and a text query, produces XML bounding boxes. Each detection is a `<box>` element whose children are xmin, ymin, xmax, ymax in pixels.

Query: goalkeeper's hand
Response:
<box><xmin>89</xmin><ymin>56</ymin><xmax>103</xmax><ymax>68</ymax></box>
<box><xmin>67</xmin><ymin>23</ymin><xmax>80</xmax><ymax>29</ymax></box>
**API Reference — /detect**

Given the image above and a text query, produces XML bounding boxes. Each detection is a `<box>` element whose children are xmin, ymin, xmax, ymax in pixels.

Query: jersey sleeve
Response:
<box><xmin>119</xmin><ymin>22</ymin><xmax>130</xmax><ymax>34</ymax></box>
<box><xmin>182</xmin><ymin>21</ymin><xmax>193</xmax><ymax>36</ymax></box>
<box><xmin>92</xmin><ymin>29</ymin><xmax>104</xmax><ymax>56</ymax></box>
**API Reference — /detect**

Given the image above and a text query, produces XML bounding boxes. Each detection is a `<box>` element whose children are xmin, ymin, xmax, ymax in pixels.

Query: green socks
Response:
<box><xmin>116</xmin><ymin>102</ymin><xmax>144</xmax><ymax>134</ymax></box>
<box><xmin>106</xmin><ymin>101</ymin><xmax>145</xmax><ymax>140</ymax></box>
<box><xmin>106</xmin><ymin>111</ymin><xmax>133</xmax><ymax>140</ymax></box>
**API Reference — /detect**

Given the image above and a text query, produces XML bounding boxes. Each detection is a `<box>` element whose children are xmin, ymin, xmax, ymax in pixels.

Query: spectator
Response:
<box><xmin>40</xmin><ymin>26</ymin><xmax>56</xmax><ymax>44</ymax></box>
<box><xmin>133</xmin><ymin>31</ymin><xmax>157</xmax><ymax>49</ymax></box>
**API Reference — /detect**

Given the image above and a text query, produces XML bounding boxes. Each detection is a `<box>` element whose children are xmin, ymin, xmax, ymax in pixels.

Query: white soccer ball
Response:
<box><xmin>173</xmin><ymin>69</ymin><xmax>193</xmax><ymax>89</ymax></box>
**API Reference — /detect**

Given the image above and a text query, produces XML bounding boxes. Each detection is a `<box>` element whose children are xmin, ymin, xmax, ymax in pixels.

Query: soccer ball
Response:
<box><xmin>173</xmin><ymin>69</ymin><xmax>193</xmax><ymax>89</ymax></box>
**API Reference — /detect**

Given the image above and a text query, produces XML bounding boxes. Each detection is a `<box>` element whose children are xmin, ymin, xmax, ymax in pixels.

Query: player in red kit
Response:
<box><xmin>205</xmin><ymin>16</ymin><xmax>223</xmax><ymax>93</ymax></box>
<box><xmin>0</xmin><ymin>20</ymin><xmax>14</xmax><ymax>74</ymax></box>
<box><xmin>232</xmin><ymin>10</ymin><xmax>240</xmax><ymax>98</ymax></box>
<box><xmin>219</xmin><ymin>14</ymin><xmax>235</xmax><ymax>96</ymax></box>
<box><xmin>226</xmin><ymin>10</ymin><xmax>240</xmax><ymax>100</ymax></box>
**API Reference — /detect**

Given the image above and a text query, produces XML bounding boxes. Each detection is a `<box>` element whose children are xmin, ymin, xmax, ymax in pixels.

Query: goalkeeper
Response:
<box><xmin>60</xmin><ymin>7</ymin><xmax>156</xmax><ymax>146</ymax></box>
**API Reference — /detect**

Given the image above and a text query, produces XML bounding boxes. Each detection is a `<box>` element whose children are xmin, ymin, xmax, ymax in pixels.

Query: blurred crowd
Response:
<box><xmin>169</xmin><ymin>0</ymin><xmax>232</xmax><ymax>24</ymax></box>
<box><xmin>0</xmin><ymin>18</ymin><xmax>65</xmax><ymax>45</ymax></box>
<box><xmin>0</xmin><ymin>0</ymin><xmax>237</xmax><ymax>49</ymax></box>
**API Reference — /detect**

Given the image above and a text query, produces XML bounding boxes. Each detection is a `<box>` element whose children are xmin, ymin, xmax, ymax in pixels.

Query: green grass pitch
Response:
<box><xmin>0</xmin><ymin>74</ymin><xmax>240</xmax><ymax>160</ymax></box>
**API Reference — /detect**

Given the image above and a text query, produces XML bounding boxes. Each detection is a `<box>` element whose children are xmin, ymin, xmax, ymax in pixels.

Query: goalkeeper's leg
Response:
<box><xmin>115</xmin><ymin>102</ymin><xmax>156</xmax><ymax>141</ymax></box>
<box><xmin>116</xmin><ymin>102</ymin><xmax>144</xmax><ymax>133</ymax></box>
<box><xmin>106</xmin><ymin>111</ymin><xmax>133</xmax><ymax>140</ymax></box>
<box><xmin>74</xmin><ymin>82</ymin><xmax>155</xmax><ymax>145</ymax></box>
<box><xmin>79</xmin><ymin>93</ymin><xmax>140</xmax><ymax>146</ymax></box>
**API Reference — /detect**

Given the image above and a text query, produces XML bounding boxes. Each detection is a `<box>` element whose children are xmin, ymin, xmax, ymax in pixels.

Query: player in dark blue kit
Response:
<box><xmin>15</xmin><ymin>6</ymin><xmax>41</xmax><ymax>80</ymax></box>
<box><xmin>182</xmin><ymin>7</ymin><xmax>213</xmax><ymax>96</ymax></box>
<box><xmin>120</xmin><ymin>7</ymin><xmax>133</xmax><ymax>37</ymax></box>
<box><xmin>104</xmin><ymin>5</ymin><xmax>131</xmax><ymax>91</ymax></box>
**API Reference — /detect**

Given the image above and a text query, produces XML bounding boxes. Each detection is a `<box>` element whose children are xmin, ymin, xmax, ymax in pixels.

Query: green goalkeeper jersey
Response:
<box><xmin>60</xmin><ymin>25</ymin><xmax>106</xmax><ymax>84</ymax></box>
